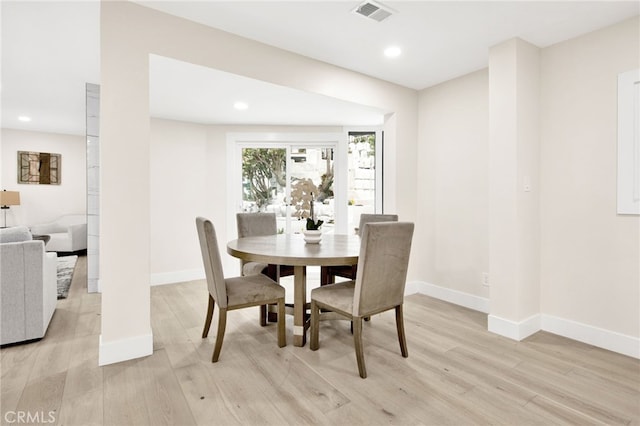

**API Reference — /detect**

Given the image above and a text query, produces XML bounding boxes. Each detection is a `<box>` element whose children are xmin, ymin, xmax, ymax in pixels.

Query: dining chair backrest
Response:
<box><xmin>357</xmin><ymin>214</ymin><xmax>399</xmax><ymax>236</ymax></box>
<box><xmin>237</xmin><ymin>213</ymin><xmax>277</xmax><ymax>238</ymax></box>
<box><xmin>196</xmin><ymin>217</ymin><xmax>228</xmax><ymax>309</ymax></box>
<box><xmin>353</xmin><ymin>222</ymin><xmax>414</xmax><ymax>316</ymax></box>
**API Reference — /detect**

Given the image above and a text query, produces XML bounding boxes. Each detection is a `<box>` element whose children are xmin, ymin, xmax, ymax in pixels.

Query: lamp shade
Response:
<box><xmin>0</xmin><ymin>191</ymin><xmax>20</xmax><ymax>206</ymax></box>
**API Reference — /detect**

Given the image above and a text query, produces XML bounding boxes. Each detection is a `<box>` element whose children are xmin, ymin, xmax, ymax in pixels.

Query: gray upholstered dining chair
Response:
<box><xmin>236</xmin><ymin>213</ymin><xmax>277</xmax><ymax>276</ymax></box>
<box><xmin>310</xmin><ymin>221</ymin><xmax>414</xmax><ymax>378</ymax></box>
<box><xmin>320</xmin><ymin>213</ymin><xmax>398</xmax><ymax>286</ymax></box>
<box><xmin>236</xmin><ymin>212</ymin><xmax>295</xmax><ymax>325</ymax></box>
<box><xmin>196</xmin><ymin>217</ymin><xmax>286</xmax><ymax>362</ymax></box>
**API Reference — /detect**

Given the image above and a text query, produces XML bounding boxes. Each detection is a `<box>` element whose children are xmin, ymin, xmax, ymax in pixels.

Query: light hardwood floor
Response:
<box><xmin>2</xmin><ymin>255</ymin><xmax>639</xmax><ymax>425</ymax></box>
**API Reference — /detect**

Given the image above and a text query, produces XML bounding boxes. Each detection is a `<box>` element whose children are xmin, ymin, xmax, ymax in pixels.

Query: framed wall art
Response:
<box><xmin>17</xmin><ymin>151</ymin><xmax>61</xmax><ymax>185</ymax></box>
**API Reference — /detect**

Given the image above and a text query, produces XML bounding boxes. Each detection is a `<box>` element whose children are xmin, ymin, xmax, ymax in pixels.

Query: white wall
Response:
<box><xmin>149</xmin><ymin>119</ymin><xmax>210</xmax><ymax>285</ymax></box>
<box><xmin>0</xmin><ymin>128</ymin><xmax>86</xmax><ymax>226</ymax></box>
<box><xmin>540</xmin><ymin>16</ymin><xmax>640</xmax><ymax>338</ymax></box>
<box><xmin>416</xmin><ymin>69</ymin><xmax>489</xmax><ymax>299</ymax></box>
<box><xmin>149</xmin><ymin>119</ymin><xmax>343</xmax><ymax>285</ymax></box>
<box><xmin>414</xmin><ymin>16</ymin><xmax>639</xmax><ymax>355</ymax></box>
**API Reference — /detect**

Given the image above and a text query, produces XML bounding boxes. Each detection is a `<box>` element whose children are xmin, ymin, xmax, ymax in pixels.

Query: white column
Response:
<box><xmin>86</xmin><ymin>83</ymin><xmax>100</xmax><ymax>293</ymax></box>
<box><xmin>488</xmin><ymin>38</ymin><xmax>541</xmax><ymax>340</ymax></box>
<box><xmin>99</xmin><ymin>3</ymin><xmax>152</xmax><ymax>365</ymax></box>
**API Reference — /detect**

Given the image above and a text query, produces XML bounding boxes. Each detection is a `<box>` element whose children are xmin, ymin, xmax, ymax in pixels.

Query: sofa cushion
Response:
<box><xmin>0</xmin><ymin>226</ymin><xmax>33</xmax><ymax>243</ymax></box>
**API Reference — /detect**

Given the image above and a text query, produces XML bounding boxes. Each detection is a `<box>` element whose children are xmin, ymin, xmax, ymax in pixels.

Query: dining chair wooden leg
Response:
<box><xmin>320</xmin><ymin>267</ymin><xmax>329</xmax><ymax>286</ymax></box>
<box><xmin>353</xmin><ymin>317</ymin><xmax>367</xmax><ymax>378</ymax></box>
<box><xmin>319</xmin><ymin>267</ymin><xmax>336</xmax><ymax>286</ymax></box>
<box><xmin>277</xmin><ymin>298</ymin><xmax>286</xmax><ymax>348</ymax></box>
<box><xmin>202</xmin><ymin>294</ymin><xmax>215</xmax><ymax>338</ymax></box>
<box><xmin>267</xmin><ymin>304</ymin><xmax>278</xmax><ymax>323</ymax></box>
<box><xmin>260</xmin><ymin>305</ymin><xmax>268</xmax><ymax>326</ymax></box>
<box><xmin>395</xmin><ymin>305</ymin><xmax>408</xmax><ymax>358</ymax></box>
<box><xmin>212</xmin><ymin>308</ymin><xmax>228</xmax><ymax>363</ymax></box>
<box><xmin>310</xmin><ymin>300</ymin><xmax>320</xmax><ymax>351</ymax></box>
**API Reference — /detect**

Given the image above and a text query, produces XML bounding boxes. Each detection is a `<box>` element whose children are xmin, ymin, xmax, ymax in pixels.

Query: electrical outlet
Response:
<box><xmin>482</xmin><ymin>272</ymin><xmax>489</xmax><ymax>287</ymax></box>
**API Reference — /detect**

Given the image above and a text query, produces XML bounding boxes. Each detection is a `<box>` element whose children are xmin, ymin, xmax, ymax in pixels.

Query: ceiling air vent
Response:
<box><xmin>352</xmin><ymin>0</ymin><xmax>395</xmax><ymax>22</ymax></box>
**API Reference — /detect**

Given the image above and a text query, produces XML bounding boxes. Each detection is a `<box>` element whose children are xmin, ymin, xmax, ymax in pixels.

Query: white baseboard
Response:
<box><xmin>407</xmin><ymin>280</ymin><xmax>490</xmax><ymax>313</ymax></box>
<box><xmin>99</xmin><ymin>332</ymin><xmax>153</xmax><ymax>366</ymax></box>
<box><xmin>411</xmin><ymin>280</ymin><xmax>639</xmax><ymax>359</ymax></box>
<box><xmin>542</xmin><ymin>314</ymin><xmax>640</xmax><ymax>359</ymax></box>
<box><xmin>488</xmin><ymin>313</ymin><xmax>541</xmax><ymax>341</ymax></box>
<box><xmin>150</xmin><ymin>268</ymin><xmax>204</xmax><ymax>286</ymax></box>
<box><xmin>404</xmin><ymin>280</ymin><xmax>423</xmax><ymax>297</ymax></box>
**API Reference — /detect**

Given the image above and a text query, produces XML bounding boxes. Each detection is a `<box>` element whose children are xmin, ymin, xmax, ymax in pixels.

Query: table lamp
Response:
<box><xmin>0</xmin><ymin>190</ymin><xmax>21</xmax><ymax>228</ymax></box>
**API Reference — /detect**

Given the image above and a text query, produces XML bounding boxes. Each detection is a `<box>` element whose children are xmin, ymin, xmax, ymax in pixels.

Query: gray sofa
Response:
<box><xmin>0</xmin><ymin>226</ymin><xmax>57</xmax><ymax>345</ymax></box>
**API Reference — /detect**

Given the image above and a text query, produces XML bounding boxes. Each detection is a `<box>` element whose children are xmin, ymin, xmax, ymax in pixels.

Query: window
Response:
<box><xmin>228</xmin><ymin>133</ymin><xmax>347</xmax><ymax>236</ymax></box>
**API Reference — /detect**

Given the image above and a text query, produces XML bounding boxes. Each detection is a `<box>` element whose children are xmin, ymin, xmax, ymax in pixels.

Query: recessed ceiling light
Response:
<box><xmin>234</xmin><ymin>101</ymin><xmax>248</xmax><ymax>110</ymax></box>
<box><xmin>384</xmin><ymin>46</ymin><xmax>402</xmax><ymax>58</ymax></box>
<box><xmin>18</xmin><ymin>115</ymin><xmax>31</xmax><ymax>122</ymax></box>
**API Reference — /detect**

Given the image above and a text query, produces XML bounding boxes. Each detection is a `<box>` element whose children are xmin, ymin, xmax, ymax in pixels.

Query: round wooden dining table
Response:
<box><xmin>227</xmin><ymin>233</ymin><xmax>360</xmax><ymax>346</ymax></box>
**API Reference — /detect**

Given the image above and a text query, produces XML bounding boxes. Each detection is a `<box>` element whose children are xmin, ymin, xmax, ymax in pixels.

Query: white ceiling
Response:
<box><xmin>2</xmin><ymin>1</ymin><xmax>101</xmax><ymax>135</ymax></box>
<box><xmin>138</xmin><ymin>0</ymin><xmax>640</xmax><ymax>89</ymax></box>
<box><xmin>2</xmin><ymin>1</ymin><xmax>638</xmax><ymax>136</ymax></box>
